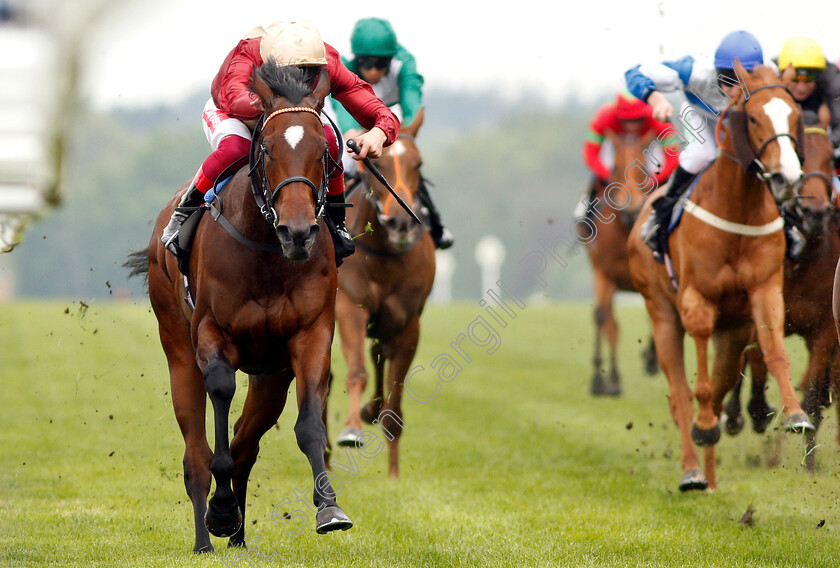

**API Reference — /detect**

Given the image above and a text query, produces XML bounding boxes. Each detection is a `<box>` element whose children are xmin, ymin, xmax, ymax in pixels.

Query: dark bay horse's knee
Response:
<box><xmin>205</xmin><ymin>356</ymin><xmax>236</xmax><ymax>402</ymax></box>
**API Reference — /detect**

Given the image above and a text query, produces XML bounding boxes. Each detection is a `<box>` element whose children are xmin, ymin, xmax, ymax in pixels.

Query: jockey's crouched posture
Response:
<box><xmin>574</xmin><ymin>90</ymin><xmax>680</xmax><ymax>220</ymax></box>
<box><xmin>331</xmin><ymin>17</ymin><xmax>454</xmax><ymax>249</ymax></box>
<box><xmin>161</xmin><ymin>20</ymin><xmax>400</xmax><ymax>265</ymax></box>
<box><xmin>625</xmin><ymin>30</ymin><xmax>806</xmax><ymax>262</ymax></box>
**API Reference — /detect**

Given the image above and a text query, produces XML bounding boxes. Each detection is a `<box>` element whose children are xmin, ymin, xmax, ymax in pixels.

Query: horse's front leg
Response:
<box><xmin>227</xmin><ymin>371</ymin><xmax>293</xmax><ymax>548</ymax></box>
<box><xmin>380</xmin><ymin>316</ymin><xmax>420</xmax><ymax>479</ymax></box>
<box><xmin>592</xmin><ymin>268</ymin><xmax>620</xmax><ymax>395</ymax></box>
<box><xmin>195</xmin><ymin>321</ymin><xmax>242</xmax><ymax>538</ymax></box>
<box><xmin>289</xmin><ymin>323</ymin><xmax>353</xmax><ymax>534</ymax></box>
<box><xmin>335</xmin><ymin>292</ymin><xmax>370</xmax><ymax>446</ymax></box>
<box><xmin>749</xmin><ymin>279</ymin><xmax>814</xmax><ymax>433</ymax></box>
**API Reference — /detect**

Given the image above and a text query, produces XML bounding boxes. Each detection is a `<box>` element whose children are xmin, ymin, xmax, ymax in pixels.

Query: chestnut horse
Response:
<box><xmin>585</xmin><ymin>130</ymin><xmax>660</xmax><ymax>396</ymax></box>
<box><xmin>126</xmin><ymin>63</ymin><xmax>351</xmax><ymax>553</ymax></box>
<box><xmin>628</xmin><ymin>62</ymin><xmax>814</xmax><ymax>492</ymax></box>
<box><xmin>724</xmin><ymin>118</ymin><xmax>840</xmax><ymax>470</ymax></box>
<box><xmin>333</xmin><ymin>109</ymin><xmax>436</xmax><ymax>478</ymax></box>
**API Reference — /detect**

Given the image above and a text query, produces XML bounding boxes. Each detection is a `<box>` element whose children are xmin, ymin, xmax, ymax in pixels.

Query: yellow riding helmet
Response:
<box><xmin>778</xmin><ymin>36</ymin><xmax>826</xmax><ymax>70</ymax></box>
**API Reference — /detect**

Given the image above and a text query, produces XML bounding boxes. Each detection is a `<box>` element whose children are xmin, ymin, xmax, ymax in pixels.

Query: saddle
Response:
<box><xmin>172</xmin><ymin>175</ymin><xmax>234</xmax><ymax>278</ymax></box>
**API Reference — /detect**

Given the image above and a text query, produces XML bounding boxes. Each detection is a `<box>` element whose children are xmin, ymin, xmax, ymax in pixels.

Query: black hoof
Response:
<box><xmin>590</xmin><ymin>373</ymin><xmax>607</xmax><ymax>396</ymax></box>
<box><xmin>642</xmin><ymin>348</ymin><xmax>659</xmax><ymax>375</ymax></box>
<box><xmin>205</xmin><ymin>498</ymin><xmax>243</xmax><ymax>538</ymax></box>
<box><xmin>316</xmin><ymin>505</ymin><xmax>353</xmax><ymax>534</ymax></box>
<box><xmin>228</xmin><ymin>537</ymin><xmax>246</xmax><ymax>549</ymax></box>
<box><xmin>691</xmin><ymin>423</ymin><xmax>721</xmax><ymax>447</ymax></box>
<box><xmin>194</xmin><ymin>543</ymin><xmax>215</xmax><ymax>554</ymax></box>
<box><xmin>722</xmin><ymin>412</ymin><xmax>744</xmax><ymax>436</ymax></box>
<box><xmin>748</xmin><ymin>401</ymin><xmax>775</xmax><ymax>434</ymax></box>
<box><xmin>678</xmin><ymin>469</ymin><xmax>708</xmax><ymax>492</ymax></box>
<box><xmin>360</xmin><ymin>399</ymin><xmax>383</xmax><ymax>424</ymax></box>
<box><xmin>783</xmin><ymin>413</ymin><xmax>816</xmax><ymax>434</ymax></box>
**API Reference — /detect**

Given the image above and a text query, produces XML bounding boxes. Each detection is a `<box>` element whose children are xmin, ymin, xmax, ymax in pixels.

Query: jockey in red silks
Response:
<box><xmin>574</xmin><ymin>91</ymin><xmax>680</xmax><ymax>219</ymax></box>
<box><xmin>162</xmin><ymin>20</ymin><xmax>400</xmax><ymax>262</ymax></box>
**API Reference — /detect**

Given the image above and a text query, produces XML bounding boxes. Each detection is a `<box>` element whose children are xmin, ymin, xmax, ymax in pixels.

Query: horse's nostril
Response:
<box><xmin>770</xmin><ymin>173</ymin><xmax>786</xmax><ymax>186</ymax></box>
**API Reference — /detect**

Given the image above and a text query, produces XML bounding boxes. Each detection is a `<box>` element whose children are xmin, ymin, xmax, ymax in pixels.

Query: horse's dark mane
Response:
<box><xmin>253</xmin><ymin>58</ymin><xmax>318</xmax><ymax>105</ymax></box>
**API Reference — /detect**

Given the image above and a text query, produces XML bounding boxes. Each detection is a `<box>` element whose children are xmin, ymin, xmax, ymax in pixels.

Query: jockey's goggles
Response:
<box><xmin>792</xmin><ymin>68</ymin><xmax>819</xmax><ymax>83</ymax></box>
<box><xmin>357</xmin><ymin>56</ymin><xmax>391</xmax><ymax>71</ymax></box>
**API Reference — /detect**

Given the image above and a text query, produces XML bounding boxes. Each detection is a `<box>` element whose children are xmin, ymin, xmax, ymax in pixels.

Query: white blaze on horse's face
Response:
<box><xmin>392</xmin><ymin>140</ymin><xmax>407</xmax><ymax>156</ymax></box>
<box><xmin>284</xmin><ymin>125</ymin><xmax>305</xmax><ymax>150</ymax></box>
<box><xmin>762</xmin><ymin>98</ymin><xmax>802</xmax><ymax>184</ymax></box>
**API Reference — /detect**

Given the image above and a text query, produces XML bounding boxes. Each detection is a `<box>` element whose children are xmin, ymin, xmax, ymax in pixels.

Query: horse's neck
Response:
<box><xmin>703</xmin><ymin>157</ymin><xmax>779</xmax><ymax>224</ymax></box>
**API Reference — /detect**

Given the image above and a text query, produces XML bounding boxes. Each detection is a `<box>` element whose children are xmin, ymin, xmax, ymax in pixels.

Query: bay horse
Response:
<box><xmin>333</xmin><ymin>109</ymin><xmax>436</xmax><ymax>478</ymax></box>
<box><xmin>724</xmin><ymin>117</ymin><xmax>840</xmax><ymax>470</ymax></box>
<box><xmin>627</xmin><ymin>62</ymin><xmax>815</xmax><ymax>492</ymax></box>
<box><xmin>585</xmin><ymin>129</ymin><xmax>660</xmax><ymax>396</ymax></box>
<box><xmin>126</xmin><ymin>63</ymin><xmax>351</xmax><ymax>553</ymax></box>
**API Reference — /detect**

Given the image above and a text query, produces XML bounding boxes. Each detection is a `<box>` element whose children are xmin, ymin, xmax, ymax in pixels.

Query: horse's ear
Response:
<box><xmin>308</xmin><ymin>67</ymin><xmax>331</xmax><ymax>112</ymax></box>
<box><xmin>795</xmin><ymin>112</ymin><xmax>806</xmax><ymax>163</ymax></box>
<box><xmin>401</xmin><ymin>107</ymin><xmax>424</xmax><ymax>139</ymax></box>
<box><xmin>725</xmin><ymin>110</ymin><xmax>756</xmax><ymax>169</ymax></box>
<box><xmin>251</xmin><ymin>64</ymin><xmax>273</xmax><ymax>111</ymax></box>
<box><xmin>638</xmin><ymin>128</ymin><xmax>657</xmax><ymax>149</ymax></box>
<box><xmin>732</xmin><ymin>59</ymin><xmax>754</xmax><ymax>93</ymax></box>
<box><xmin>780</xmin><ymin>64</ymin><xmax>796</xmax><ymax>85</ymax></box>
<box><xmin>818</xmin><ymin>103</ymin><xmax>831</xmax><ymax>128</ymax></box>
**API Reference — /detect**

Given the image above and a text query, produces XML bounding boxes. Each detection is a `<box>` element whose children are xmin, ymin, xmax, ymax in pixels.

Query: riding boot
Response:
<box><xmin>326</xmin><ymin>193</ymin><xmax>355</xmax><ymax>266</ymax></box>
<box><xmin>641</xmin><ymin>166</ymin><xmax>695</xmax><ymax>255</ymax></box>
<box><xmin>573</xmin><ymin>180</ymin><xmax>601</xmax><ymax>219</ymax></box>
<box><xmin>417</xmin><ymin>178</ymin><xmax>454</xmax><ymax>249</ymax></box>
<box><xmin>162</xmin><ymin>182</ymin><xmax>205</xmax><ymax>254</ymax></box>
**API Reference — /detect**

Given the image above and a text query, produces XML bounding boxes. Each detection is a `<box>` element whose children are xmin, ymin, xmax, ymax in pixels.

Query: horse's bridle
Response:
<box><xmin>362</xmin><ymin>134</ymin><xmax>417</xmax><ymax>221</ymax></box>
<box><xmin>797</xmin><ymin>127</ymin><xmax>836</xmax><ymax>202</ymax></box>
<box><xmin>248</xmin><ymin>106</ymin><xmax>335</xmax><ymax>227</ymax></box>
<box><xmin>716</xmin><ymin>83</ymin><xmax>804</xmax><ymax>190</ymax></box>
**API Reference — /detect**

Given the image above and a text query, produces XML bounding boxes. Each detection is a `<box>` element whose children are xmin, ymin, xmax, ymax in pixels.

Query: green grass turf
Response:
<box><xmin>1</xmin><ymin>301</ymin><xmax>839</xmax><ymax>567</ymax></box>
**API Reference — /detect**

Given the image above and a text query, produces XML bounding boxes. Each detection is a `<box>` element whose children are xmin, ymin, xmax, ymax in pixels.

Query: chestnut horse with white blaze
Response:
<box><xmin>723</xmin><ymin>117</ymin><xmax>840</xmax><ymax>471</ymax></box>
<box><xmin>333</xmin><ymin>109</ymin><xmax>436</xmax><ymax>478</ymax></box>
<box><xmin>584</xmin><ymin>129</ymin><xmax>660</xmax><ymax>396</ymax></box>
<box><xmin>628</xmin><ymin>62</ymin><xmax>814</xmax><ymax>492</ymax></box>
<box><xmin>126</xmin><ymin>63</ymin><xmax>352</xmax><ymax>553</ymax></box>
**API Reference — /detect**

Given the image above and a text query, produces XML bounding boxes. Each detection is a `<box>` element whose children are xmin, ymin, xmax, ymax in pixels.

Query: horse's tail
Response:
<box><xmin>124</xmin><ymin>247</ymin><xmax>150</xmax><ymax>292</ymax></box>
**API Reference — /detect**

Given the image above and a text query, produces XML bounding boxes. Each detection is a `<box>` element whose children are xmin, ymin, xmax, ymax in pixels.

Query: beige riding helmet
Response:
<box><xmin>245</xmin><ymin>20</ymin><xmax>328</xmax><ymax>66</ymax></box>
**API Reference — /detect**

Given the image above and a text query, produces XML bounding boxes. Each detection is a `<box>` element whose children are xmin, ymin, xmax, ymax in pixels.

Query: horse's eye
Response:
<box><xmin>748</xmin><ymin>115</ymin><xmax>758</xmax><ymax>124</ymax></box>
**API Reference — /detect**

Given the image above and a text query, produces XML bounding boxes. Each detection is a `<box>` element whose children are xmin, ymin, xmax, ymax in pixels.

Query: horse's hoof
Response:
<box><xmin>642</xmin><ymin>348</ymin><xmax>659</xmax><ymax>375</ymax></box>
<box><xmin>337</xmin><ymin>427</ymin><xmax>364</xmax><ymax>447</ymax></box>
<box><xmin>193</xmin><ymin>543</ymin><xmax>215</xmax><ymax>554</ymax></box>
<box><xmin>360</xmin><ymin>399</ymin><xmax>383</xmax><ymax>424</ymax></box>
<box><xmin>678</xmin><ymin>469</ymin><xmax>708</xmax><ymax>492</ymax></box>
<box><xmin>691</xmin><ymin>423</ymin><xmax>721</xmax><ymax>447</ymax></box>
<box><xmin>205</xmin><ymin>499</ymin><xmax>243</xmax><ymax>538</ymax></box>
<box><xmin>721</xmin><ymin>412</ymin><xmax>744</xmax><ymax>436</ymax></box>
<box><xmin>590</xmin><ymin>374</ymin><xmax>607</xmax><ymax>396</ymax></box>
<box><xmin>227</xmin><ymin>537</ymin><xmax>246</xmax><ymax>549</ymax></box>
<box><xmin>748</xmin><ymin>402</ymin><xmax>775</xmax><ymax>433</ymax></box>
<box><xmin>315</xmin><ymin>506</ymin><xmax>353</xmax><ymax>534</ymax></box>
<box><xmin>783</xmin><ymin>413</ymin><xmax>816</xmax><ymax>434</ymax></box>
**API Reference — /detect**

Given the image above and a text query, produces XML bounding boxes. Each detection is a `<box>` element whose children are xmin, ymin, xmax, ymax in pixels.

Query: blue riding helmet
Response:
<box><xmin>714</xmin><ymin>30</ymin><xmax>763</xmax><ymax>70</ymax></box>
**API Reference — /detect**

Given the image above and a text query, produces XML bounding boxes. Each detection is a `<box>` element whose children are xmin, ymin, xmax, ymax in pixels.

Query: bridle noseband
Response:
<box><xmin>248</xmin><ymin>106</ymin><xmax>333</xmax><ymax>227</ymax></box>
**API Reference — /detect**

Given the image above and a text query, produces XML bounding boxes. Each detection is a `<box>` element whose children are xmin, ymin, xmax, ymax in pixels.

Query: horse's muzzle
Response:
<box><xmin>275</xmin><ymin>223</ymin><xmax>320</xmax><ymax>260</ymax></box>
<box><xmin>381</xmin><ymin>215</ymin><xmax>420</xmax><ymax>248</ymax></box>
